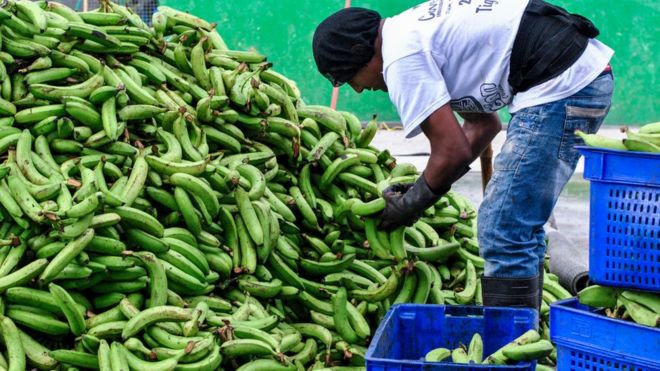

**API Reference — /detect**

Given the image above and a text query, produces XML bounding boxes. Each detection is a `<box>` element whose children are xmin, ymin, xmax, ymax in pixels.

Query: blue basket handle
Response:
<box><xmin>443</xmin><ymin>305</ymin><xmax>485</xmax><ymax>318</ymax></box>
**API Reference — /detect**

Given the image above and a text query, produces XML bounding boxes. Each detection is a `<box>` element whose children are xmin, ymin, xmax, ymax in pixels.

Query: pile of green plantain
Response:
<box><xmin>576</xmin><ymin>121</ymin><xmax>660</xmax><ymax>152</ymax></box>
<box><xmin>578</xmin><ymin>286</ymin><xmax>660</xmax><ymax>327</ymax></box>
<box><xmin>424</xmin><ymin>330</ymin><xmax>555</xmax><ymax>370</ymax></box>
<box><xmin>0</xmin><ymin>1</ymin><xmax>570</xmax><ymax>370</ymax></box>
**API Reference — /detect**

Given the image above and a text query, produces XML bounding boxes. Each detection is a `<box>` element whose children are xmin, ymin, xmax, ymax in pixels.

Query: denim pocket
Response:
<box><xmin>559</xmin><ymin>104</ymin><xmax>610</xmax><ymax>163</ymax></box>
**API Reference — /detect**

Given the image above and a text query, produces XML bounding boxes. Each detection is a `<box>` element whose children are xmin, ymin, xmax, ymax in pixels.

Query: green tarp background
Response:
<box><xmin>163</xmin><ymin>0</ymin><xmax>659</xmax><ymax>126</ymax></box>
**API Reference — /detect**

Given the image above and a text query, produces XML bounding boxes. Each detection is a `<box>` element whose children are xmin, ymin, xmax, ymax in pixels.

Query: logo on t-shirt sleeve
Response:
<box><xmin>450</xmin><ymin>96</ymin><xmax>484</xmax><ymax>112</ymax></box>
<box><xmin>480</xmin><ymin>83</ymin><xmax>510</xmax><ymax>111</ymax></box>
<box><xmin>449</xmin><ymin>83</ymin><xmax>511</xmax><ymax>112</ymax></box>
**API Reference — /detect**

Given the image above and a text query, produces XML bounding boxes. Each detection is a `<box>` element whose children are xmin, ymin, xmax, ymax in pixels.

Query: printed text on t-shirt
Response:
<box><xmin>417</xmin><ymin>0</ymin><xmax>444</xmax><ymax>21</ymax></box>
<box><xmin>476</xmin><ymin>0</ymin><xmax>500</xmax><ymax>13</ymax></box>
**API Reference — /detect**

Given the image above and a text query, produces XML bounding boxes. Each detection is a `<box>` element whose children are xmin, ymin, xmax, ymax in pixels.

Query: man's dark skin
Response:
<box><xmin>349</xmin><ymin>21</ymin><xmax>502</xmax><ymax>193</ymax></box>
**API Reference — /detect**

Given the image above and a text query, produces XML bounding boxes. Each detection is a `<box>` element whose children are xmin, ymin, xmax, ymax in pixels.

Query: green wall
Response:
<box><xmin>163</xmin><ymin>0</ymin><xmax>659</xmax><ymax>126</ymax></box>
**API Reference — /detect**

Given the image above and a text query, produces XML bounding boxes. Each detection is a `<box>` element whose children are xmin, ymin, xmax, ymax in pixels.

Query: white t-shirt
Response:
<box><xmin>381</xmin><ymin>0</ymin><xmax>614</xmax><ymax>138</ymax></box>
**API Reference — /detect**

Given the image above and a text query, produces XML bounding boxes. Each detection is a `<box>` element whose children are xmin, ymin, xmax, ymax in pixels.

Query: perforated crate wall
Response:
<box><xmin>579</xmin><ymin>146</ymin><xmax>660</xmax><ymax>292</ymax></box>
<box><xmin>589</xmin><ymin>182</ymin><xmax>660</xmax><ymax>291</ymax></box>
<box><xmin>551</xmin><ymin>299</ymin><xmax>660</xmax><ymax>371</ymax></box>
<box><xmin>557</xmin><ymin>345</ymin><xmax>651</xmax><ymax>371</ymax></box>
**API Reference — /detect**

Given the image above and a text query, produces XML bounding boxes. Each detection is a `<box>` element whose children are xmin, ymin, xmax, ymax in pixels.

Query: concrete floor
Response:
<box><xmin>372</xmin><ymin>127</ymin><xmax>627</xmax><ymax>249</ymax></box>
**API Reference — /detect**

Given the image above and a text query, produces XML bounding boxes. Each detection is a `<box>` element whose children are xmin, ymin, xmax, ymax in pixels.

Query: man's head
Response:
<box><xmin>313</xmin><ymin>7</ymin><xmax>387</xmax><ymax>93</ymax></box>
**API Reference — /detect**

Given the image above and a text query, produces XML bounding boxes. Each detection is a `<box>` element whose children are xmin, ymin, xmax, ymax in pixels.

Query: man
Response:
<box><xmin>312</xmin><ymin>0</ymin><xmax>613</xmax><ymax>309</ymax></box>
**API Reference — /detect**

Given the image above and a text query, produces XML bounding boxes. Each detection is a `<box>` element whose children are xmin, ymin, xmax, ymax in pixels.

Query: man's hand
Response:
<box><xmin>382</xmin><ymin>183</ymin><xmax>414</xmax><ymax>195</ymax></box>
<box><xmin>380</xmin><ymin>183</ymin><xmax>418</xmax><ymax>231</ymax></box>
<box><xmin>379</xmin><ymin>175</ymin><xmax>446</xmax><ymax>231</ymax></box>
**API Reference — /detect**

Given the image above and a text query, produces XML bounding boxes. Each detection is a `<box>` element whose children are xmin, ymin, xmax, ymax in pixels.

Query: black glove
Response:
<box><xmin>382</xmin><ymin>182</ymin><xmax>414</xmax><ymax>195</ymax></box>
<box><xmin>380</xmin><ymin>174</ymin><xmax>447</xmax><ymax>231</ymax></box>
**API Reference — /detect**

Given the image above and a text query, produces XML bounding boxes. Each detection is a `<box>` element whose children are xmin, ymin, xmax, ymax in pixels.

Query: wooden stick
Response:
<box><xmin>480</xmin><ymin>144</ymin><xmax>494</xmax><ymax>194</ymax></box>
<box><xmin>329</xmin><ymin>0</ymin><xmax>351</xmax><ymax>110</ymax></box>
<box><xmin>83</xmin><ymin>0</ymin><xmax>88</xmax><ymax>12</ymax></box>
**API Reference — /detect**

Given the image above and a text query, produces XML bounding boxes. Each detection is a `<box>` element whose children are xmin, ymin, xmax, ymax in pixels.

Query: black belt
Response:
<box><xmin>598</xmin><ymin>64</ymin><xmax>613</xmax><ymax>77</ymax></box>
<box><xmin>508</xmin><ymin>0</ymin><xmax>600</xmax><ymax>94</ymax></box>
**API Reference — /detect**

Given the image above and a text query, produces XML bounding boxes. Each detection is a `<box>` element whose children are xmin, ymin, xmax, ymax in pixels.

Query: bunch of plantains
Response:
<box><xmin>0</xmin><ymin>1</ymin><xmax>568</xmax><ymax>370</ymax></box>
<box><xmin>576</xmin><ymin>121</ymin><xmax>660</xmax><ymax>152</ymax></box>
<box><xmin>579</xmin><ymin>286</ymin><xmax>660</xmax><ymax>328</ymax></box>
<box><xmin>424</xmin><ymin>330</ymin><xmax>555</xmax><ymax>370</ymax></box>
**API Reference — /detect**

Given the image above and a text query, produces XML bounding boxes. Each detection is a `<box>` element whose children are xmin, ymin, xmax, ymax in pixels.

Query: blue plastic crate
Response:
<box><xmin>578</xmin><ymin>146</ymin><xmax>660</xmax><ymax>292</ymax></box>
<box><xmin>550</xmin><ymin>298</ymin><xmax>660</xmax><ymax>371</ymax></box>
<box><xmin>365</xmin><ymin>304</ymin><xmax>538</xmax><ymax>370</ymax></box>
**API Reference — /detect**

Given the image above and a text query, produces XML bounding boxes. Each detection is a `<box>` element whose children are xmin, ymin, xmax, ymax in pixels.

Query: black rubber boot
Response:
<box><xmin>481</xmin><ymin>275</ymin><xmax>540</xmax><ymax>310</ymax></box>
<box><xmin>538</xmin><ymin>263</ymin><xmax>545</xmax><ymax>309</ymax></box>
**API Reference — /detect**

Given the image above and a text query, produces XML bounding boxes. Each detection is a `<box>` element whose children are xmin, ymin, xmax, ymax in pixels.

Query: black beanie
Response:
<box><xmin>313</xmin><ymin>8</ymin><xmax>382</xmax><ymax>86</ymax></box>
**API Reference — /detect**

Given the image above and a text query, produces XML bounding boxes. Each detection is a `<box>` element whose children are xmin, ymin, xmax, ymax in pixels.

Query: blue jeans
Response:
<box><xmin>478</xmin><ymin>73</ymin><xmax>614</xmax><ymax>278</ymax></box>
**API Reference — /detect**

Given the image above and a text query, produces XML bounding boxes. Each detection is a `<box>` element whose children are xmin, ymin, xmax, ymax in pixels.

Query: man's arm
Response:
<box><xmin>420</xmin><ymin>104</ymin><xmax>474</xmax><ymax>192</ymax></box>
<box><xmin>379</xmin><ymin>105</ymin><xmax>501</xmax><ymax>230</ymax></box>
<box><xmin>421</xmin><ymin>106</ymin><xmax>501</xmax><ymax>192</ymax></box>
<box><xmin>458</xmin><ymin>111</ymin><xmax>503</xmax><ymax>161</ymax></box>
